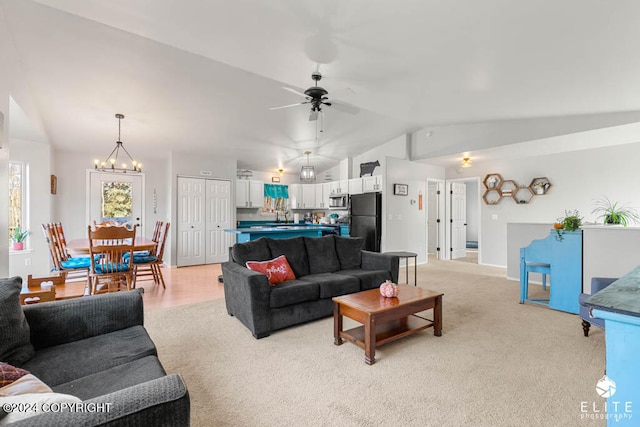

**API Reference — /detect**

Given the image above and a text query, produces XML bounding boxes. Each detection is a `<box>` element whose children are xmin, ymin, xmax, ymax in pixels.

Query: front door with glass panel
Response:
<box><xmin>88</xmin><ymin>171</ymin><xmax>144</xmax><ymax>236</ymax></box>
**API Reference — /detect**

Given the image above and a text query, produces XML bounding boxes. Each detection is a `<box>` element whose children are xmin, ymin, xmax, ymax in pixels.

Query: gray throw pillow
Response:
<box><xmin>232</xmin><ymin>238</ymin><xmax>272</xmax><ymax>266</ymax></box>
<box><xmin>335</xmin><ymin>236</ymin><xmax>364</xmax><ymax>270</ymax></box>
<box><xmin>0</xmin><ymin>276</ymin><xmax>35</xmax><ymax>366</ymax></box>
<box><xmin>304</xmin><ymin>236</ymin><xmax>341</xmax><ymax>274</ymax></box>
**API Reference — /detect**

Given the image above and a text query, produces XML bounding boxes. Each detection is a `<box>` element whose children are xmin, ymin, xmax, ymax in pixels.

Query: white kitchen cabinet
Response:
<box><xmin>315</xmin><ymin>182</ymin><xmax>332</xmax><ymax>209</ymax></box>
<box><xmin>236</xmin><ymin>179</ymin><xmax>264</xmax><ymax>207</ymax></box>
<box><xmin>363</xmin><ymin>175</ymin><xmax>383</xmax><ymax>192</ymax></box>
<box><xmin>348</xmin><ymin>178</ymin><xmax>363</xmax><ymax>195</ymax></box>
<box><xmin>330</xmin><ymin>180</ymin><xmax>348</xmax><ymax>195</ymax></box>
<box><xmin>289</xmin><ymin>184</ymin><xmax>316</xmax><ymax>209</ymax></box>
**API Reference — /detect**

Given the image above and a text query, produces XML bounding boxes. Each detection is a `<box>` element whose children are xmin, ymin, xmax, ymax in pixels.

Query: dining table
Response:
<box><xmin>66</xmin><ymin>237</ymin><xmax>157</xmax><ymax>255</ymax></box>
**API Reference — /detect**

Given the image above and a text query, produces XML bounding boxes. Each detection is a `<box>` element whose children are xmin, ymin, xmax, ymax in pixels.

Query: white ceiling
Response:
<box><xmin>3</xmin><ymin>0</ymin><xmax>640</xmax><ymax>173</ymax></box>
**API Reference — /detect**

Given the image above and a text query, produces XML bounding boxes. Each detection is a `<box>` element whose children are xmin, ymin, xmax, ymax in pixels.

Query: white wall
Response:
<box><xmin>385</xmin><ymin>157</ymin><xmax>445</xmax><ymax>263</ymax></box>
<box><xmin>449</xmin><ymin>141</ymin><xmax>640</xmax><ymax>267</ymax></box>
<box><xmin>9</xmin><ymin>138</ymin><xmax>52</xmax><ymax>279</ymax></box>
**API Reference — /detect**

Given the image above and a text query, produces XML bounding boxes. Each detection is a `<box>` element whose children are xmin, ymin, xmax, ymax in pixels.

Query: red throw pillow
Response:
<box><xmin>0</xmin><ymin>362</ymin><xmax>30</xmax><ymax>387</ymax></box>
<box><xmin>246</xmin><ymin>255</ymin><xmax>296</xmax><ymax>286</ymax></box>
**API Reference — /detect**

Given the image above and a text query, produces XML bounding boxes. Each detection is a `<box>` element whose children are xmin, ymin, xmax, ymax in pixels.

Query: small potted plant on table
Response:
<box><xmin>11</xmin><ymin>226</ymin><xmax>30</xmax><ymax>250</ymax></box>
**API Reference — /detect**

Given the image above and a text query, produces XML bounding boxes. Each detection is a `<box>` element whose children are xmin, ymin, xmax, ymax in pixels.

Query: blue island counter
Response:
<box><xmin>225</xmin><ymin>225</ymin><xmax>335</xmax><ymax>243</ymax></box>
<box><xmin>584</xmin><ymin>264</ymin><xmax>640</xmax><ymax>426</ymax></box>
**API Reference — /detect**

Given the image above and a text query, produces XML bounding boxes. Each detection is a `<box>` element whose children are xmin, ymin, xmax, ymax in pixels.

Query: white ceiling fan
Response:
<box><xmin>269</xmin><ymin>71</ymin><xmax>359</xmax><ymax>121</ymax></box>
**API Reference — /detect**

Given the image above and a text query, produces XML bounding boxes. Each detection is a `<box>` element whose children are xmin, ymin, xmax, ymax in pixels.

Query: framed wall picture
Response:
<box><xmin>271</xmin><ymin>176</ymin><xmax>280</xmax><ymax>183</ymax></box>
<box><xmin>393</xmin><ymin>183</ymin><xmax>408</xmax><ymax>196</ymax></box>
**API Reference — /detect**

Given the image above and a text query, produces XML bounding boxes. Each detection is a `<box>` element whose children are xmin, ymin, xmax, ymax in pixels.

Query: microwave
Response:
<box><xmin>329</xmin><ymin>194</ymin><xmax>348</xmax><ymax>209</ymax></box>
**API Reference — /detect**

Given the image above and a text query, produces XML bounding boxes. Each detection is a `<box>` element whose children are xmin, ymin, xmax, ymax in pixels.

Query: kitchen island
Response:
<box><xmin>225</xmin><ymin>225</ymin><xmax>336</xmax><ymax>243</ymax></box>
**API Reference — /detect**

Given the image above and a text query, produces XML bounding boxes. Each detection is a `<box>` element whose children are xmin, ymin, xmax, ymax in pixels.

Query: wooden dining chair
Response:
<box><xmin>42</xmin><ymin>223</ymin><xmax>89</xmax><ymax>283</ymax></box>
<box><xmin>20</xmin><ymin>272</ymin><xmax>68</xmax><ymax>304</ymax></box>
<box><xmin>88</xmin><ymin>224</ymin><xmax>137</xmax><ymax>294</ymax></box>
<box><xmin>133</xmin><ymin>222</ymin><xmax>170</xmax><ymax>289</ymax></box>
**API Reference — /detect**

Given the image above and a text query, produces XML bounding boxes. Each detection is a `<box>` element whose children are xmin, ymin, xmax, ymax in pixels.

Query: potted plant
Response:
<box><xmin>555</xmin><ymin>210</ymin><xmax>582</xmax><ymax>241</ymax></box>
<box><xmin>11</xmin><ymin>226</ymin><xmax>30</xmax><ymax>250</ymax></box>
<box><xmin>591</xmin><ymin>196</ymin><xmax>640</xmax><ymax>226</ymax></box>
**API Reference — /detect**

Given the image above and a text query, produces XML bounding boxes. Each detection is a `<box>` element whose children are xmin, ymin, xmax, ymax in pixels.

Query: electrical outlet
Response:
<box><xmin>24</xmin><ymin>258</ymin><xmax>31</xmax><ymax>266</ymax></box>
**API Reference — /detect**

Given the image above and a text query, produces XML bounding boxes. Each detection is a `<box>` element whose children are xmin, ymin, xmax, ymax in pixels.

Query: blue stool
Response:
<box><xmin>579</xmin><ymin>277</ymin><xmax>617</xmax><ymax>337</ymax></box>
<box><xmin>520</xmin><ymin>261</ymin><xmax>551</xmax><ymax>305</ymax></box>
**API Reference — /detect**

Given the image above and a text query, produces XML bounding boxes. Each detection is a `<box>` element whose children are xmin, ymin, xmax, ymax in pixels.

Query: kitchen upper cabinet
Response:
<box><xmin>348</xmin><ymin>178</ymin><xmax>363</xmax><ymax>195</ymax></box>
<box><xmin>236</xmin><ymin>180</ymin><xmax>264</xmax><ymax>208</ymax></box>
<box><xmin>290</xmin><ymin>184</ymin><xmax>316</xmax><ymax>209</ymax></box>
<box><xmin>315</xmin><ymin>183</ymin><xmax>330</xmax><ymax>209</ymax></box>
<box><xmin>330</xmin><ymin>180</ymin><xmax>348</xmax><ymax>195</ymax></box>
<box><xmin>363</xmin><ymin>175</ymin><xmax>383</xmax><ymax>192</ymax></box>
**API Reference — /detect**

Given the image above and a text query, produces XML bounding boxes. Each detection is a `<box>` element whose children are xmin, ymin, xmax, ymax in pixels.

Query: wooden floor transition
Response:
<box><xmin>53</xmin><ymin>264</ymin><xmax>224</xmax><ymax>311</ymax></box>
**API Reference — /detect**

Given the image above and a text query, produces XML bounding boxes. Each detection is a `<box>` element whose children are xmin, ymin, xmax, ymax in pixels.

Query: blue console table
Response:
<box><xmin>584</xmin><ymin>265</ymin><xmax>640</xmax><ymax>426</ymax></box>
<box><xmin>520</xmin><ymin>229</ymin><xmax>582</xmax><ymax>314</ymax></box>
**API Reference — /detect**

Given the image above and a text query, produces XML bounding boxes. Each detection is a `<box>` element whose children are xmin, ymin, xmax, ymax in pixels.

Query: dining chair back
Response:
<box><xmin>88</xmin><ymin>224</ymin><xmax>137</xmax><ymax>294</ymax></box>
<box><xmin>42</xmin><ymin>223</ymin><xmax>90</xmax><ymax>284</ymax></box>
<box><xmin>133</xmin><ymin>222</ymin><xmax>170</xmax><ymax>289</ymax></box>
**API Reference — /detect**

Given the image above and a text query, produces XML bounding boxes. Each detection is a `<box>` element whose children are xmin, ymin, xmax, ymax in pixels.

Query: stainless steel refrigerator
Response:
<box><xmin>349</xmin><ymin>192</ymin><xmax>382</xmax><ymax>252</ymax></box>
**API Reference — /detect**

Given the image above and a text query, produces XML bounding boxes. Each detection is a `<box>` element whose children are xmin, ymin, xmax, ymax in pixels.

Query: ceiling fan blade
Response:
<box><xmin>282</xmin><ymin>87</ymin><xmax>309</xmax><ymax>98</ymax></box>
<box><xmin>329</xmin><ymin>87</ymin><xmax>355</xmax><ymax>99</ymax></box>
<box><xmin>268</xmin><ymin>102</ymin><xmax>307</xmax><ymax>111</ymax></box>
<box><xmin>328</xmin><ymin>100</ymin><xmax>359</xmax><ymax>115</ymax></box>
<box><xmin>309</xmin><ymin>111</ymin><xmax>319</xmax><ymax>121</ymax></box>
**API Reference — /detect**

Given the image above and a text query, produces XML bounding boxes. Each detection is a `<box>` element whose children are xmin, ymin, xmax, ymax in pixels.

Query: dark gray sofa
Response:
<box><xmin>221</xmin><ymin>235</ymin><xmax>399</xmax><ymax>338</ymax></box>
<box><xmin>0</xmin><ymin>276</ymin><xmax>189</xmax><ymax>426</ymax></box>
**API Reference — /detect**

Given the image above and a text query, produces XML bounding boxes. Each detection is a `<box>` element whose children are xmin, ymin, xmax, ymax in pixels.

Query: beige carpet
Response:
<box><xmin>145</xmin><ymin>259</ymin><xmax>606</xmax><ymax>427</ymax></box>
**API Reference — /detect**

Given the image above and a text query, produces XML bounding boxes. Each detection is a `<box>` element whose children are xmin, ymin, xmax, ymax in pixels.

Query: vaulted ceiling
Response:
<box><xmin>4</xmin><ymin>0</ymin><xmax>640</xmax><ymax>173</ymax></box>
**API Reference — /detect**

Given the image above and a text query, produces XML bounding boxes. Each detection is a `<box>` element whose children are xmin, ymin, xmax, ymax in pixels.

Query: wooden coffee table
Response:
<box><xmin>333</xmin><ymin>285</ymin><xmax>443</xmax><ymax>365</ymax></box>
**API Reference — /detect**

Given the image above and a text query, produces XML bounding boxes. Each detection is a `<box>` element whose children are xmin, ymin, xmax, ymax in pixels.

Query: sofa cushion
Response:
<box><xmin>232</xmin><ymin>238</ymin><xmax>272</xmax><ymax>266</ymax></box>
<box><xmin>22</xmin><ymin>325</ymin><xmax>157</xmax><ymax>387</ymax></box>
<box><xmin>0</xmin><ymin>276</ymin><xmax>35</xmax><ymax>365</ymax></box>
<box><xmin>302</xmin><ymin>273</ymin><xmax>360</xmax><ymax>299</ymax></box>
<box><xmin>335</xmin><ymin>237</ymin><xmax>364</xmax><ymax>270</ymax></box>
<box><xmin>246</xmin><ymin>255</ymin><xmax>296</xmax><ymax>285</ymax></box>
<box><xmin>267</xmin><ymin>237</ymin><xmax>310</xmax><ymax>277</ymax></box>
<box><xmin>269</xmin><ymin>279</ymin><xmax>319</xmax><ymax>308</ymax></box>
<box><xmin>336</xmin><ymin>269</ymin><xmax>392</xmax><ymax>291</ymax></box>
<box><xmin>53</xmin><ymin>355</ymin><xmax>166</xmax><ymax>400</ymax></box>
<box><xmin>303</xmin><ymin>236</ymin><xmax>340</xmax><ymax>274</ymax></box>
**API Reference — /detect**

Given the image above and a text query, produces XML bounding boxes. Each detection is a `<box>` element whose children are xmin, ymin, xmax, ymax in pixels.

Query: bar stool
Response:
<box><xmin>520</xmin><ymin>260</ymin><xmax>551</xmax><ymax>305</ymax></box>
<box><xmin>383</xmin><ymin>251</ymin><xmax>418</xmax><ymax>286</ymax></box>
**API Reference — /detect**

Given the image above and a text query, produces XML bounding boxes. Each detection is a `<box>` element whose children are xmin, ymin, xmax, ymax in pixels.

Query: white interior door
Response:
<box><xmin>205</xmin><ymin>179</ymin><xmax>231</xmax><ymax>263</ymax></box>
<box><xmin>177</xmin><ymin>177</ymin><xmax>205</xmax><ymax>267</ymax></box>
<box><xmin>450</xmin><ymin>182</ymin><xmax>467</xmax><ymax>259</ymax></box>
<box><xmin>427</xmin><ymin>182</ymin><xmax>439</xmax><ymax>254</ymax></box>
<box><xmin>88</xmin><ymin>171</ymin><xmax>144</xmax><ymax>235</ymax></box>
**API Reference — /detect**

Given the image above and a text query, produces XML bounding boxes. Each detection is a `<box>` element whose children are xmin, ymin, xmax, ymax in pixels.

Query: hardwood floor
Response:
<box><xmin>51</xmin><ymin>264</ymin><xmax>225</xmax><ymax>311</ymax></box>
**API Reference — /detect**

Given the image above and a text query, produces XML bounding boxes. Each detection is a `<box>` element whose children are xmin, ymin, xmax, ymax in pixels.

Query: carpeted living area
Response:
<box><xmin>145</xmin><ymin>259</ymin><xmax>606</xmax><ymax>426</ymax></box>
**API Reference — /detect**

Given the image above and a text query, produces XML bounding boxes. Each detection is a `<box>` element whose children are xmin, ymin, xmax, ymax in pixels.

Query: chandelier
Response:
<box><xmin>93</xmin><ymin>114</ymin><xmax>142</xmax><ymax>173</ymax></box>
<box><xmin>300</xmin><ymin>151</ymin><xmax>316</xmax><ymax>182</ymax></box>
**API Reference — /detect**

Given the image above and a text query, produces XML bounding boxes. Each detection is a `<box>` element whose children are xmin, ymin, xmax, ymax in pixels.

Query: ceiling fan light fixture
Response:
<box><xmin>300</xmin><ymin>151</ymin><xmax>316</xmax><ymax>183</ymax></box>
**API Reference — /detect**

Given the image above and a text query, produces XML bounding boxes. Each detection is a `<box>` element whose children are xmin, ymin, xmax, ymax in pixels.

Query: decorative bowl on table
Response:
<box><xmin>379</xmin><ymin>280</ymin><xmax>399</xmax><ymax>298</ymax></box>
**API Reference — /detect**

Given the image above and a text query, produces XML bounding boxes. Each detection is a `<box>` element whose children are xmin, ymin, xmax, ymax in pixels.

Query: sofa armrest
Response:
<box><xmin>361</xmin><ymin>251</ymin><xmax>399</xmax><ymax>283</ymax></box>
<box><xmin>23</xmin><ymin>289</ymin><xmax>144</xmax><ymax>350</ymax></box>
<box><xmin>590</xmin><ymin>277</ymin><xmax>618</xmax><ymax>294</ymax></box>
<box><xmin>11</xmin><ymin>374</ymin><xmax>189</xmax><ymax>427</ymax></box>
<box><xmin>221</xmin><ymin>261</ymin><xmax>272</xmax><ymax>338</ymax></box>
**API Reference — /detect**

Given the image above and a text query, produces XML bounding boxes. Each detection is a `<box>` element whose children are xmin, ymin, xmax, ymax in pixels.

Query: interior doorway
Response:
<box><xmin>445</xmin><ymin>177</ymin><xmax>481</xmax><ymax>264</ymax></box>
